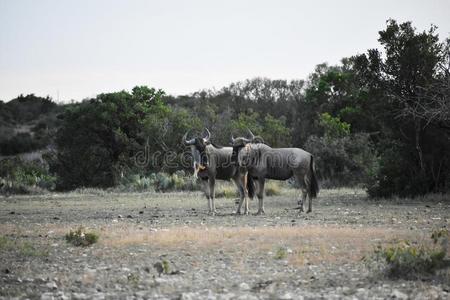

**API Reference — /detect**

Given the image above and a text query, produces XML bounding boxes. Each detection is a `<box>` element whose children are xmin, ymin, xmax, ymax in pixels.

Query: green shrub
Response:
<box><xmin>365</xmin><ymin>143</ymin><xmax>436</xmax><ymax>198</ymax></box>
<box><xmin>304</xmin><ymin>133</ymin><xmax>377</xmax><ymax>187</ymax></box>
<box><xmin>127</xmin><ymin>273</ymin><xmax>140</xmax><ymax>286</ymax></box>
<box><xmin>122</xmin><ymin>174</ymin><xmax>154</xmax><ymax>192</ymax></box>
<box><xmin>366</xmin><ymin>229</ymin><xmax>449</xmax><ymax>278</ymax></box>
<box><xmin>65</xmin><ymin>227</ymin><xmax>99</xmax><ymax>247</ymax></box>
<box><xmin>0</xmin><ymin>157</ymin><xmax>56</xmax><ymax>194</ymax></box>
<box><xmin>118</xmin><ymin>171</ymin><xmax>200</xmax><ymax>192</ymax></box>
<box><xmin>274</xmin><ymin>247</ymin><xmax>288</xmax><ymax>260</ymax></box>
<box><xmin>162</xmin><ymin>260</ymin><xmax>170</xmax><ymax>274</ymax></box>
<box><xmin>265</xmin><ymin>181</ymin><xmax>282</xmax><ymax>196</ymax></box>
<box><xmin>215</xmin><ymin>184</ymin><xmax>238</xmax><ymax>198</ymax></box>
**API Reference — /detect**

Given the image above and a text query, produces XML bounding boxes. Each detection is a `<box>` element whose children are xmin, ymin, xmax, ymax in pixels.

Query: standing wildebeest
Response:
<box><xmin>231</xmin><ymin>132</ymin><xmax>319</xmax><ymax>214</ymax></box>
<box><xmin>183</xmin><ymin>129</ymin><xmax>254</xmax><ymax>215</ymax></box>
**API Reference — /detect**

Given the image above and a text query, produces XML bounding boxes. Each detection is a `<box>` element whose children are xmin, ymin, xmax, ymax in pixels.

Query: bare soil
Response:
<box><xmin>1</xmin><ymin>188</ymin><xmax>449</xmax><ymax>299</ymax></box>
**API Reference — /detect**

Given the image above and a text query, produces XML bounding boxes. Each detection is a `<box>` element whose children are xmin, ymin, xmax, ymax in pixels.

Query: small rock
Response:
<box><xmin>57</xmin><ymin>292</ymin><xmax>69</xmax><ymax>300</ymax></box>
<box><xmin>391</xmin><ymin>289</ymin><xmax>408</xmax><ymax>300</ymax></box>
<box><xmin>3</xmin><ymin>268</ymin><xmax>10</xmax><ymax>274</ymax></box>
<box><xmin>46</xmin><ymin>281</ymin><xmax>58</xmax><ymax>290</ymax></box>
<box><xmin>278</xmin><ymin>292</ymin><xmax>293</xmax><ymax>299</ymax></box>
<box><xmin>9</xmin><ymin>211</ymin><xmax>15</xmax><ymax>214</ymax></box>
<box><xmin>356</xmin><ymin>288</ymin><xmax>367</xmax><ymax>297</ymax></box>
<box><xmin>413</xmin><ymin>288</ymin><xmax>439</xmax><ymax>300</ymax></box>
<box><xmin>41</xmin><ymin>292</ymin><xmax>54</xmax><ymax>300</ymax></box>
<box><xmin>118</xmin><ymin>215</ymin><xmax>123</xmax><ymax>219</ymax></box>
<box><xmin>135</xmin><ymin>291</ymin><xmax>148</xmax><ymax>298</ymax></box>
<box><xmin>236</xmin><ymin>294</ymin><xmax>259</xmax><ymax>300</ymax></box>
<box><xmin>127</xmin><ymin>215</ymin><xmax>133</xmax><ymax>218</ymax></box>
<box><xmin>91</xmin><ymin>293</ymin><xmax>105</xmax><ymax>300</ymax></box>
<box><xmin>72</xmin><ymin>293</ymin><xmax>89</xmax><ymax>300</ymax></box>
<box><xmin>239</xmin><ymin>282</ymin><xmax>250</xmax><ymax>291</ymax></box>
<box><xmin>139</xmin><ymin>211</ymin><xmax>144</xmax><ymax>214</ymax></box>
<box><xmin>180</xmin><ymin>292</ymin><xmax>196</xmax><ymax>300</ymax></box>
<box><xmin>53</xmin><ymin>217</ymin><xmax>60</xmax><ymax>220</ymax></box>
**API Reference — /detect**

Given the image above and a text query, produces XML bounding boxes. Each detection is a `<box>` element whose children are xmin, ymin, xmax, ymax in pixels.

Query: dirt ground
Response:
<box><xmin>1</xmin><ymin>188</ymin><xmax>449</xmax><ymax>300</ymax></box>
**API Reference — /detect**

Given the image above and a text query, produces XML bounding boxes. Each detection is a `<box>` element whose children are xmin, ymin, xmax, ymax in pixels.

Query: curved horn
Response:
<box><xmin>204</xmin><ymin>128</ymin><xmax>211</xmax><ymax>142</ymax></box>
<box><xmin>253</xmin><ymin>135</ymin><xmax>265</xmax><ymax>144</ymax></box>
<box><xmin>182</xmin><ymin>130</ymin><xmax>190</xmax><ymax>146</ymax></box>
<box><xmin>247</xmin><ymin>128</ymin><xmax>255</xmax><ymax>140</ymax></box>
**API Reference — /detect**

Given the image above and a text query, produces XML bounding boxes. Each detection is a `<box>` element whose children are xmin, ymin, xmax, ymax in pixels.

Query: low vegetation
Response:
<box><xmin>265</xmin><ymin>181</ymin><xmax>283</xmax><ymax>196</ymax></box>
<box><xmin>214</xmin><ymin>184</ymin><xmax>237</xmax><ymax>199</ymax></box>
<box><xmin>366</xmin><ymin>229</ymin><xmax>449</xmax><ymax>278</ymax></box>
<box><xmin>65</xmin><ymin>227</ymin><xmax>99</xmax><ymax>247</ymax></box>
<box><xmin>118</xmin><ymin>171</ymin><xmax>199</xmax><ymax>193</ymax></box>
<box><xmin>1</xmin><ymin>20</ymin><xmax>449</xmax><ymax>198</ymax></box>
<box><xmin>0</xmin><ymin>157</ymin><xmax>56</xmax><ymax>195</ymax></box>
<box><xmin>274</xmin><ymin>247</ymin><xmax>288</xmax><ymax>260</ymax></box>
<box><xmin>0</xmin><ymin>235</ymin><xmax>49</xmax><ymax>257</ymax></box>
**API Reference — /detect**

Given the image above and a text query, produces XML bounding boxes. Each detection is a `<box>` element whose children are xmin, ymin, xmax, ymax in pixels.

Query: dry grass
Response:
<box><xmin>0</xmin><ymin>223</ymin><xmax>421</xmax><ymax>266</ymax></box>
<box><xmin>2</xmin><ymin>188</ymin><xmax>447</xmax><ymax>270</ymax></box>
<box><xmin>214</xmin><ymin>182</ymin><xmax>238</xmax><ymax>198</ymax></box>
<box><xmin>99</xmin><ymin>224</ymin><xmax>419</xmax><ymax>266</ymax></box>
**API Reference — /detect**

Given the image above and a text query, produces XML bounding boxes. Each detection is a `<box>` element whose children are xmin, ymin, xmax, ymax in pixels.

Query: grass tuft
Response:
<box><xmin>265</xmin><ymin>181</ymin><xmax>283</xmax><ymax>196</ymax></box>
<box><xmin>274</xmin><ymin>246</ymin><xmax>288</xmax><ymax>260</ymax></box>
<box><xmin>162</xmin><ymin>260</ymin><xmax>170</xmax><ymax>274</ymax></box>
<box><xmin>127</xmin><ymin>273</ymin><xmax>140</xmax><ymax>286</ymax></box>
<box><xmin>0</xmin><ymin>235</ymin><xmax>49</xmax><ymax>257</ymax></box>
<box><xmin>65</xmin><ymin>227</ymin><xmax>99</xmax><ymax>247</ymax></box>
<box><xmin>366</xmin><ymin>229</ymin><xmax>449</xmax><ymax>278</ymax></box>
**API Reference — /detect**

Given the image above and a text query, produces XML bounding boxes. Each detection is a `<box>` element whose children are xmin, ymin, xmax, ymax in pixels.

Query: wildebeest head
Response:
<box><xmin>231</xmin><ymin>129</ymin><xmax>264</xmax><ymax>166</ymax></box>
<box><xmin>183</xmin><ymin>128</ymin><xmax>211</xmax><ymax>176</ymax></box>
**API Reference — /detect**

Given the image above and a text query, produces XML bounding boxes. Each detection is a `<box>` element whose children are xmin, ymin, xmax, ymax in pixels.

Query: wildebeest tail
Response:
<box><xmin>246</xmin><ymin>175</ymin><xmax>255</xmax><ymax>199</ymax></box>
<box><xmin>309</xmin><ymin>155</ymin><xmax>319</xmax><ymax>198</ymax></box>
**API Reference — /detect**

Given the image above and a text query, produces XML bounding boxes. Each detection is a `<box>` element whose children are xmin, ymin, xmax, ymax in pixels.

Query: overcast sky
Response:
<box><xmin>1</xmin><ymin>0</ymin><xmax>449</xmax><ymax>102</ymax></box>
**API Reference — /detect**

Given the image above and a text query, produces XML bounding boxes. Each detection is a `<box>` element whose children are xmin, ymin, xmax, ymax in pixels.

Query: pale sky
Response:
<box><xmin>1</xmin><ymin>0</ymin><xmax>449</xmax><ymax>102</ymax></box>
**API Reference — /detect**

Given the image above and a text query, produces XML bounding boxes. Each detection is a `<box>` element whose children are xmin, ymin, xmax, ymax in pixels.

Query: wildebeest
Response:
<box><xmin>231</xmin><ymin>131</ymin><xmax>319</xmax><ymax>214</ymax></box>
<box><xmin>183</xmin><ymin>129</ymin><xmax>255</xmax><ymax>215</ymax></box>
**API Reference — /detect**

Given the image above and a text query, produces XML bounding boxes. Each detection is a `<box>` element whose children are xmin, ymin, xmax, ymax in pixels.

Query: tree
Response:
<box><xmin>261</xmin><ymin>115</ymin><xmax>291</xmax><ymax>147</ymax></box>
<box><xmin>353</xmin><ymin>20</ymin><xmax>450</xmax><ymax>196</ymax></box>
<box><xmin>53</xmin><ymin>86</ymin><xmax>168</xmax><ymax>189</ymax></box>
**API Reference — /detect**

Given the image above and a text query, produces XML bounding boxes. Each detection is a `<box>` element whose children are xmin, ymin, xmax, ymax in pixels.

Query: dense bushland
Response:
<box><xmin>0</xmin><ymin>20</ymin><xmax>448</xmax><ymax>197</ymax></box>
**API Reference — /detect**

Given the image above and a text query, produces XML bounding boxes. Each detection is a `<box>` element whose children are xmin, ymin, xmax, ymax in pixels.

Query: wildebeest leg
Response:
<box><xmin>242</xmin><ymin>173</ymin><xmax>250</xmax><ymax>215</ymax></box>
<box><xmin>304</xmin><ymin>176</ymin><xmax>312</xmax><ymax>213</ymax></box>
<box><xmin>299</xmin><ymin>187</ymin><xmax>308</xmax><ymax>211</ymax></box>
<box><xmin>232</xmin><ymin>176</ymin><xmax>246</xmax><ymax>215</ymax></box>
<box><xmin>209</xmin><ymin>177</ymin><xmax>217</xmax><ymax>215</ymax></box>
<box><xmin>201</xmin><ymin>180</ymin><xmax>212</xmax><ymax>213</ymax></box>
<box><xmin>256</xmin><ymin>179</ymin><xmax>265</xmax><ymax>215</ymax></box>
<box><xmin>250</xmin><ymin>180</ymin><xmax>258</xmax><ymax>201</ymax></box>
<box><xmin>294</xmin><ymin>174</ymin><xmax>306</xmax><ymax>212</ymax></box>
